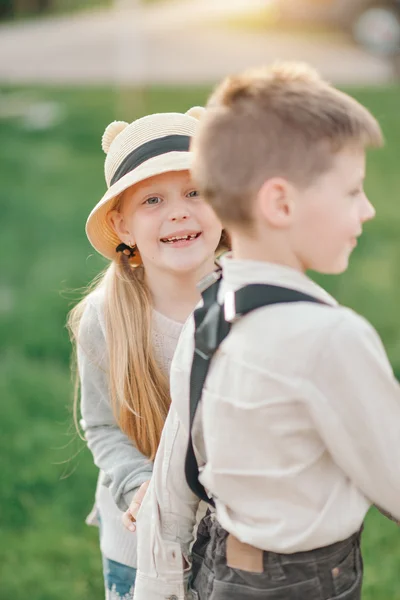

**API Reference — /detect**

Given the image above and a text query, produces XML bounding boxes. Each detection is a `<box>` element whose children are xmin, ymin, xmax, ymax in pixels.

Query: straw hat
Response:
<box><xmin>86</xmin><ymin>106</ymin><xmax>205</xmax><ymax>260</ymax></box>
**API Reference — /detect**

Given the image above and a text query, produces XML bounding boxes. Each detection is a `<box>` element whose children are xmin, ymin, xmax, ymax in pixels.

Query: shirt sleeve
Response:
<box><xmin>310</xmin><ymin>309</ymin><xmax>400</xmax><ymax>521</ymax></box>
<box><xmin>134</xmin><ymin>404</ymin><xmax>201</xmax><ymax>600</ymax></box>
<box><xmin>78</xmin><ymin>298</ymin><xmax>152</xmax><ymax>511</ymax></box>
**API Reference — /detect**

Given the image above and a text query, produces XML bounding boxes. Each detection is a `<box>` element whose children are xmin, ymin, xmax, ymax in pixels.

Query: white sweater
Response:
<box><xmin>78</xmin><ymin>287</ymin><xmax>183</xmax><ymax>567</ymax></box>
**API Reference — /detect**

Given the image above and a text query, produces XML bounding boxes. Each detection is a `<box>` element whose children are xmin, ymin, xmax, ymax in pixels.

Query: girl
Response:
<box><xmin>68</xmin><ymin>108</ymin><xmax>227</xmax><ymax>600</ymax></box>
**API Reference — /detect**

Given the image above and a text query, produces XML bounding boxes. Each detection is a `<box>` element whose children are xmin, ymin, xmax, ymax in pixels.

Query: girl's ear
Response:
<box><xmin>107</xmin><ymin>210</ymin><xmax>135</xmax><ymax>247</ymax></box>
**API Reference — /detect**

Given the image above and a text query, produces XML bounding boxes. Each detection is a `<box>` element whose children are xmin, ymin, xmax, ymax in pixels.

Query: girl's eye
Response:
<box><xmin>187</xmin><ymin>190</ymin><xmax>199</xmax><ymax>198</ymax></box>
<box><xmin>350</xmin><ymin>188</ymin><xmax>363</xmax><ymax>197</ymax></box>
<box><xmin>144</xmin><ymin>196</ymin><xmax>162</xmax><ymax>206</ymax></box>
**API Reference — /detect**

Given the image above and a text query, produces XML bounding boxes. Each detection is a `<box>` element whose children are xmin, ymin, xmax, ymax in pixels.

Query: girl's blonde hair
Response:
<box><xmin>68</xmin><ymin>206</ymin><xmax>229</xmax><ymax>461</ymax></box>
<box><xmin>68</xmin><ymin>253</ymin><xmax>169</xmax><ymax>461</ymax></box>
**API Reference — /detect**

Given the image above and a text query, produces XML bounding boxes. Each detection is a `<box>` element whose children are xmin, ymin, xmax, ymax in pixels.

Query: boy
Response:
<box><xmin>132</xmin><ymin>63</ymin><xmax>400</xmax><ymax>600</ymax></box>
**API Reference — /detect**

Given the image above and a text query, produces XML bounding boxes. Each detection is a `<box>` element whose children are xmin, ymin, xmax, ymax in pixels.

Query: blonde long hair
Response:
<box><xmin>68</xmin><ymin>231</ymin><xmax>229</xmax><ymax>461</ymax></box>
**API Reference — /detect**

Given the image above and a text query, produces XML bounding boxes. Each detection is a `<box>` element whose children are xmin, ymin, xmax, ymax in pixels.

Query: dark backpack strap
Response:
<box><xmin>185</xmin><ymin>282</ymin><xmax>327</xmax><ymax>505</ymax></box>
<box><xmin>229</xmin><ymin>284</ymin><xmax>326</xmax><ymax>321</ymax></box>
<box><xmin>184</xmin><ymin>272</ymin><xmax>228</xmax><ymax>505</ymax></box>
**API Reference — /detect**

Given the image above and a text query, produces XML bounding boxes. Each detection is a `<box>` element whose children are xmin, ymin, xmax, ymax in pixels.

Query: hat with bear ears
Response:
<box><xmin>86</xmin><ymin>106</ymin><xmax>205</xmax><ymax>260</ymax></box>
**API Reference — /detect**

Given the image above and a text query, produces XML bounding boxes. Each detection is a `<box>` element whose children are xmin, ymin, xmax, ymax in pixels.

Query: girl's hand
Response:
<box><xmin>122</xmin><ymin>480</ymin><xmax>150</xmax><ymax>532</ymax></box>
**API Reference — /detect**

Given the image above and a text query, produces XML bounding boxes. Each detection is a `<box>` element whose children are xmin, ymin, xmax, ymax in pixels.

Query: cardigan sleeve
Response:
<box><xmin>78</xmin><ymin>294</ymin><xmax>153</xmax><ymax>511</ymax></box>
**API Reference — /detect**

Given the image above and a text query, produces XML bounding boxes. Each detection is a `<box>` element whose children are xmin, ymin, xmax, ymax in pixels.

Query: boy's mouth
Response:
<box><xmin>350</xmin><ymin>232</ymin><xmax>362</xmax><ymax>248</ymax></box>
<box><xmin>160</xmin><ymin>231</ymin><xmax>202</xmax><ymax>245</ymax></box>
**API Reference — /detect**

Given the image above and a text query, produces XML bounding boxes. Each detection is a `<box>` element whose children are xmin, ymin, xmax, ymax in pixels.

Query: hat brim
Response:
<box><xmin>86</xmin><ymin>151</ymin><xmax>193</xmax><ymax>261</ymax></box>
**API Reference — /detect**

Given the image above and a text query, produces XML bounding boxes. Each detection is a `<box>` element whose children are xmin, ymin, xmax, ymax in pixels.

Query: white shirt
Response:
<box><xmin>133</xmin><ymin>256</ymin><xmax>400</xmax><ymax>600</ymax></box>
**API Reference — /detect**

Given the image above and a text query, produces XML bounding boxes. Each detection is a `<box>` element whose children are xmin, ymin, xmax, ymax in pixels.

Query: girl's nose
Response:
<box><xmin>171</xmin><ymin>213</ymin><xmax>188</xmax><ymax>222</ymax></box>
<box><xmin>169</xmin><ymin>197</ymin><xmax>190</xmax><ymax>222</ymax></box>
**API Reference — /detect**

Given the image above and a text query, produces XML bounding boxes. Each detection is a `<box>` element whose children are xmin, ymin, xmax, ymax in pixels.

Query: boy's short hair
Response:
<box><xmin>192</xmin><ymin>62</ymin><xmax>383</xmax><ymax>228</ymax></box>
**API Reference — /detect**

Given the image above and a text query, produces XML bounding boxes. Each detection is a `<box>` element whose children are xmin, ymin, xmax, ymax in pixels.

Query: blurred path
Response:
<box><xmin>0</xmin><ymin>0</ymin><xmax>395</xmax><ymax>85</ymax></box>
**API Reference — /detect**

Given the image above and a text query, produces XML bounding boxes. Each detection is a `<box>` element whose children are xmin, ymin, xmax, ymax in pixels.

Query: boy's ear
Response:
<box><xmin>107</xmin><ymin>210</ymin><xmax>135</xmax><ymax>246</ymax></box>
<box><xmin>256</xmin><ymin>178</ymin><xmax>295</xmax><ymax>228</ymax></box>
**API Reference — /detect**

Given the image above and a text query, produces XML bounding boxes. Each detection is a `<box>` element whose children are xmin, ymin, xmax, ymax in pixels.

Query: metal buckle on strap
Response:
<box><xmin>224</xmin><ymin>290</ymin><xmax>240</xmax><ymax>323</ymax></box>
<box><xmin>194</xmin><ymin>346</ymin><xmax>211</xmax><ymax>361</ymax></box>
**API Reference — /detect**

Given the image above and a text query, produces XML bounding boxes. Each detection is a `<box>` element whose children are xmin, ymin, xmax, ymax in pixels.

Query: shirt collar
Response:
<box><xmin>219</xmin><ymin>254</ymin><xmax>338</xmax><ymax>307</ymax></box>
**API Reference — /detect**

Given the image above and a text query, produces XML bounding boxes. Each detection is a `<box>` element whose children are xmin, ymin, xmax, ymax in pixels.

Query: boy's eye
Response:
<box><xmin>187</xmin><ymin>190</ymin><xmax>199</xmax><ymax>198</ymax></box>
<box><xmin>144</xmin><ymin>196</ymin><xmax>162</xmax><ymax>205</ymax></box>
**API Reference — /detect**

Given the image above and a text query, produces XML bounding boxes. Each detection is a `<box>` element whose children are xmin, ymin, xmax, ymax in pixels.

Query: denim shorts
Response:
<box><xmin>102</xmin><ymin>555</ymin><xmax>137</xmax><ymax>600</ymax></box>
<box><xmin>98</xmin><ymin>516</ymin><xmax>136</xmax><ymax>600</ymax></box>
<box><xmin>191</xmin><ymin>512</ymin><xmax>363</xmax><ymax>600</ymax></box>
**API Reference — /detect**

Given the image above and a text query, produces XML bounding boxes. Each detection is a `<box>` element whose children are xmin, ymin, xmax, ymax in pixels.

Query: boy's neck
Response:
<box><xmin>230</xmin><ymin>232</ymin><xmax>305</xmax><ymax>273</ymax></box>
<box><xmin>144</xmin><ymin>258</ymin><xmax>217</xmax><ymax>323</ymax></box>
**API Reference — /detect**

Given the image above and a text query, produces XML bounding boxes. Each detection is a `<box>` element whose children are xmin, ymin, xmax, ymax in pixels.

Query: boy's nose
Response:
<box><xmin>361</xmin><ymin>197</ymin><xmax>376</xmax><ymax>222</ymax></box>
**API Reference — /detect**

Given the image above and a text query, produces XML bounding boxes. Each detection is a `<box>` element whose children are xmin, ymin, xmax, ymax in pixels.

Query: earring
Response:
<box><xmin>116</xmin><ymin>242</ymin><xmax>137</xmax><ymax>258</ymax></box>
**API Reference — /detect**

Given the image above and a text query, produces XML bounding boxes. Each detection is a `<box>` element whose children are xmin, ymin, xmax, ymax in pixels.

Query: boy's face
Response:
<box><xmin>292</xmin><ymin>147</ymin><xmax>375</xmax><ymax>274</ymax></box>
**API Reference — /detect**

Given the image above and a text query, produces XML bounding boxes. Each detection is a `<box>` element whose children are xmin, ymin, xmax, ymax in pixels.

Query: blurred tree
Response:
<box><xmin>0</xmin><ymin>0</ymin><xmax>13</xmax><ymax>18</ymax></box>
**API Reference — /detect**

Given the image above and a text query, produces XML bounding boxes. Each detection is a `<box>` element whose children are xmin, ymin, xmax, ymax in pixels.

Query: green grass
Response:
<box><xmin>1</xmin><ymin>84</ymin><xmax>400</xmax><ymax>599</ymax></box>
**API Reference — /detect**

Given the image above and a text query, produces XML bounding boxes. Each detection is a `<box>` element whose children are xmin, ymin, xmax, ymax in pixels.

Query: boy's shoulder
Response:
<box><xmin>173</xmin><ymin>283</ymin><xmax>378</xmax><ymax>344</ymax></box>
<box><xmin>226</xmin><ymin>298</ymin><xmax>385</xmax><ymax>374</ymax></box>
<box><xmin>290</xmin><ymin>301</ymin><xmax>379</xmax><ymax>348</ymax></box>
<box><xmin>322</xmin><ymin>304</ymin><xmax>384</xmax><ymax>352</ymax></box>
<box><xmin>293</xmin><ymin>301</ymin><xmax>374</xmax><ymax>337</ymax></box>
<box><xmin>291</xmin><ymin>303</ymin><xmax>387</xmax><ymax>374</ymax></box>
<box><xmin>172</xmin><ymin>279</ymin><xmax>384</xmax><ymax>372</ymax></box>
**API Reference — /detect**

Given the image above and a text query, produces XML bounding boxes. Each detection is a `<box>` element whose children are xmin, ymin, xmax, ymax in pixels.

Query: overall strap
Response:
<box><xmin>226</xmin><ymin>284</ymin><xmax>325</xmax><ymax>321</ymax></box>
<box><xmin>185</xmin><ymin>282</ymin><xmax>327</xmax><ymax>505</ymax></box>
<box><xmin>184</xmin><ymin>271</ymin><xmax>227</xmax><ymax>504</ymax></box>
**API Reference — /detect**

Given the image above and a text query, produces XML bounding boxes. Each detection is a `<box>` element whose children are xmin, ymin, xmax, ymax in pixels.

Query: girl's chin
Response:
<box><xmin>164</xmin><ymin>259</ymin><xmax>206</xmax><ymax>273</ymax></box>
<box><xmin>162</xmin><ymin>252</ymin><xmax>212</xmax><ymax>274</ymax></box>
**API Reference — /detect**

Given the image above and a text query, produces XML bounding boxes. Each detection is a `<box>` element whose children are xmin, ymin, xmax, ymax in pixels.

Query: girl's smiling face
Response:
<box><xmin>109</xmin><ymin>170</ymin><xmax>223</xmax><ymax>275</ymax></box>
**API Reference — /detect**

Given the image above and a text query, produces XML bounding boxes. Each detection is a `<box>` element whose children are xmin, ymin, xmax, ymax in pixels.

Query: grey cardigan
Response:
<box><xmin>78</xmin><ymin>288</ymin><xmax>183</xmax><ymax>566</ymax></box>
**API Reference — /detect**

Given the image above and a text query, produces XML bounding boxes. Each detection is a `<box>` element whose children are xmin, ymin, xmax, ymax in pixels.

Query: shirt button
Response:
<box><xmin>166</xmin><ymin>596</ymin><xmax>178</xmax><ymax>600</ymax></box>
